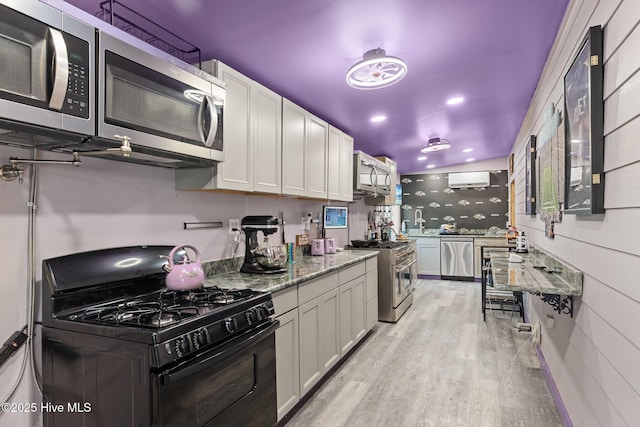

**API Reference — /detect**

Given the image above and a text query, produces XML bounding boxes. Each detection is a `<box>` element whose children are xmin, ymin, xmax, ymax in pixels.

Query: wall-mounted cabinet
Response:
<box><xmin>328</xmin><ymin>125</ymin><xmax>354</xmax><ymax>202</ymax></box>
<box><xmin>282</xmin><ymin>98</ymin><xmax>328</xmax><ymax>198</ymax></box>
<box><xmin>175</xmin><ymin>61</ymin><xmax>282</xmax><ymax>193</ymax></box>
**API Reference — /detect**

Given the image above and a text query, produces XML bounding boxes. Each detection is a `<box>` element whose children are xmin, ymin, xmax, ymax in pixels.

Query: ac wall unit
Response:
<box><xmin>447</xmin><ymin>171</ymin><xmax>490</xmax><ymax>188</ymax></box>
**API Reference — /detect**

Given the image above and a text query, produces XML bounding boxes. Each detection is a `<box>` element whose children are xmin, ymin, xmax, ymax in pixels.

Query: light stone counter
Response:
<box><xmin>204</xmin><ymin>250</ymin><xmax>378</xmax><ymax>294</ymax></box>
<box><xmin>490</xmin><ymin>247</ymin><xmax>583</xmax><ymax>296</ymax></box>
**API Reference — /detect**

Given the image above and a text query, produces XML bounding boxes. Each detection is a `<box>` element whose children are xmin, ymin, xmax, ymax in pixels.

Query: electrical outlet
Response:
<box><xmin>229</xmin><ymin>219</ymin><xmax>240</xmax><ymax>235</ymax></box>
<box><xmin>532</xmin><ymin>321</ymin><xmax>541</xmax><ymax>346</ymax></box>
<box><xmin>545</xmin><ymin>314</ymin><xmax>555</xmax><ymax>329</ymax></box>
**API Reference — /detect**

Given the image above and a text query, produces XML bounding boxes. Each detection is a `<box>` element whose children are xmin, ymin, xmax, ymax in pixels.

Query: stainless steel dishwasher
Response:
<box><xmin>440</xmin><ymin>237</ymin><xmax>474</xmax><ymax>281</ymax></box>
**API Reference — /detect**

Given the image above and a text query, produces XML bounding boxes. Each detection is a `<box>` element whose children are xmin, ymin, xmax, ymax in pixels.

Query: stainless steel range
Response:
<box><xmin>41</xmin><ymin>246</ymin><xmax>277</xmax><ymax>427</ymax></box>
<box><xmin>348</xmin><ymin>240</ymin><xmax>417</xmax><ymax>322</ymax></box>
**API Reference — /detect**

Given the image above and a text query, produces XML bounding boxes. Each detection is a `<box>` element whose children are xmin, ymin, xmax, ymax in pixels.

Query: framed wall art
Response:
<box><xmin>525</xmin><ymin>135</ymin><xmax>536</xmax><ymax>215</ymax></box>
<box><xmin>564</xmin><ymin>25</ymin><xmax>604</xmax><ymax>214</ymax></box>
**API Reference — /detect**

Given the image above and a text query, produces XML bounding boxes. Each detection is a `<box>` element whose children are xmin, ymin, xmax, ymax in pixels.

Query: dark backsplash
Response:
<box><xmin>400</xmin><ymin>170</ymin><xmax>508</xmax><ymax>230</ymax></box>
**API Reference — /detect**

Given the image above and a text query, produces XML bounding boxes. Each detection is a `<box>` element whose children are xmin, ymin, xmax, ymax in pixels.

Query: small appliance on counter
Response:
<box><xmin>311</xmin><ymin>239</ymin><xmax>325</xmax><ymax>256</ymax></box>
<box><xmin>439</xmin><ymin>223</ymin><xmax>459</xmax><ymax>235</ymax></box>
<box><xmin>324</xmin><ymin>238</ymin><xmax>336</xmax><ymax>254</ymax></box>
<box><xmin>240</xmin><ymin>215</ymin><xmax>288</xmax><ymax>274</ymax></box>
<box><xmin>515</xmin><ymin>231</ymin><xmax>529</xmax><ymax>253</ymax></box>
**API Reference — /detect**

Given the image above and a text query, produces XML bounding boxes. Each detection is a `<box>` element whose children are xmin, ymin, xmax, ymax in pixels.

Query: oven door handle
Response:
<box><xmin>395</xmin><ymin>259</ymin><xmax>417</xmax><ymax>272</ymax></box>
<box><xmin>161</xmin><ymin>320</ymin><xmax>278</xmax><ymax>385</ymax></box>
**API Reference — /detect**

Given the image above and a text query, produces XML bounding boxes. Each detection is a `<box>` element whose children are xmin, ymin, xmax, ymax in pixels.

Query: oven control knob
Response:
<box><xmin>193</xmin><ymin>330</ymin><xmax>207</xmax><ymax>349</ymax></box>
<box><xmin>175</xmin><ymin>338</ymin><xmax>188</xmax><ymax>357</ymax></box>
<box><xmin>223</xmin><ymin>318</ymin><xmax>237</xmax><ymax>334</ymax></box>
<box><xmin>259</xmin><ymin>304</ymin><xmax>272</xmax><ymax>318</ymax></box>
<box><xmin>245</xmin><ymin>309</ymin><xmax>257</xmax><ymax>325</ymax></box>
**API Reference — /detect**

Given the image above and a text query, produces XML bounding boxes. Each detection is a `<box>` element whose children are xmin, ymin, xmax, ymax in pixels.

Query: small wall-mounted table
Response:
<box><xmin>487</xmin><ymin>248</ymin><xmax>583</xmax><ymax>319</ymax></box>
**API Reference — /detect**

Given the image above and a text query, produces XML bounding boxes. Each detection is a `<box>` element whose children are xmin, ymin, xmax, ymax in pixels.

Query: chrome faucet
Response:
<box><xmin>414</xmin><ymin>209</ymin><xmax>425</xmax><ymax>233</ymax></box>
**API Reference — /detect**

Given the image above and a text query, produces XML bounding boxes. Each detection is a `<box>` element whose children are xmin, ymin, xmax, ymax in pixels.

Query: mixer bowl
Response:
<box><xmin>253</xmin><ymin>244</ymin><xmax>288</xmax><ymax>269</ymax></box>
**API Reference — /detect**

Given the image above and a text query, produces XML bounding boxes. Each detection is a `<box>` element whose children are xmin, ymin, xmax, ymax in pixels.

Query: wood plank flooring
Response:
<box><xmin>285</xmin><ymin>279</ymin><xmax>563</xmax><ymax>427</ymax></box>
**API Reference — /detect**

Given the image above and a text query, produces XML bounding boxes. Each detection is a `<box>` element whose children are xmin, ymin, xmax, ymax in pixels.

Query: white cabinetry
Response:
<box><xmin>298</xmin><ymin>296</ymin><xmax>323</xmax><ymax>396</ymax></box>
<box><xmin>272</xmin><ymin>287</ymin><xmax>300</xmax><ymax>421</ymax></box>
<box><xmin>365</xmin><ymin>257</ymin><xmax>378</xmax><ymax>330</ymax></box>
<box><xmin>417</xmin><ymin>237</ymin><xmax>441</xmax><ymax>276</ymax></box>
<box><xmin>282</xmin><ymin>98</ymin><xmax>328</xmax><ymax>198</ymax></box>
<box><xmin>338</xmin><ymin>262</ymin><xmax>367</xmax><ymax>355</ymax></box>
<box><xmin>328</xmin><ymin>125</ymin><xmax>354</xmax><ymax>202</ymax></box>
<box><xmin>320</xmin><ymin>288</ymin><xmax>340</xmax><ymax>371</ymax></box>
<box><xmin>176</xmin><ymin>61</ymin><xmax>281</xmax><ymax>193</ymax></box>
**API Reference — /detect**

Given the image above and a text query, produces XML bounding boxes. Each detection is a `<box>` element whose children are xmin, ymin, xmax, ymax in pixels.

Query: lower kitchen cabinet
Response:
<box><xmin>299</xmin><ymin>296</ymin><xmax>323</xmax><ymax>396</ymax></box>
<box><xmin>417</xmin><ymin>237</ymin><xmax>441</xmax><ymax>275</ymax></box>
<box><xmin>339</xmin><ymin>275</ymin><xmax>366</xmax><ymax>355</ymax></box>
<box><xmin>274</xmin><ymin>256</ymin><xmax>378</xmax><ymax>421</ymax></box>
<box><xmin>365</xmin><ymin>258</ymin><xmax>378</xmax><ymax>330</ymax></box>
<box><xmin>275</xmin><ymin>307</ymin><xmax>299</xmax><ymax>421</ymax></box>
<box><xmin>321</xmin><ymin>288</ymin><xmax>340</xmax><ymax>372</ymax></box>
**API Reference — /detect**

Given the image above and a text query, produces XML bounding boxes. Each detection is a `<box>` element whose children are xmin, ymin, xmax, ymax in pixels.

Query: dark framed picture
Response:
<box><xmin>564</xmin><ymin>25</ymin><xmax>604</xmax><ymax>214</ymax></box>
<box><xmin>525</xmin><ymin>135</ymin><xmax>536</xmax><ymax>215</ymax></box>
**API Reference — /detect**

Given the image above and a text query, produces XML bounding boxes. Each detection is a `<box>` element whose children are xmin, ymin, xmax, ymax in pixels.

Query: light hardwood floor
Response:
<box><xmin>285</xmin><ymin>279</ymin><xmax>563</xmax><ymax>427</ymax></box>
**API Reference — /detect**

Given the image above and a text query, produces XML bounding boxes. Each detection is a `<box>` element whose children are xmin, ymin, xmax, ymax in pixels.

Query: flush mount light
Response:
<box><xmin>446</xmin><ymin>96</ymin><xmax>465</xmax><ymax>105</ymax></box>
<box><xmin>466</xmin><ymin>158</ymin><xmax>475</xmax><ymax>162</ymax></box>
<box><xmin>427</xmin><ymin>164</ymin><xmax>436</xmax><ymax>169</ymax></box>
<box><xmin>420</xmin><ymin>137</ymin><xmax>451</xmax><ymax>153</ymax></box>
<box><xmin>463</xmin><ymin>148</ymin><xmax>474</xmax><ymax>153</ymax></box>
<box><xmin>370</xmin><ymin>115</ymin><xmax>387</xmax><ymax>123</ymax></box>
<box><xmin>346</xmin><ymin>48</ymin><xmax>407</xmax><ymax>90</ymax></box>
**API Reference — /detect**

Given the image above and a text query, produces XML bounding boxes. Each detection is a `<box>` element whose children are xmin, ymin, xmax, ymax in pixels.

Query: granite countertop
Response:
<box><xmin>489</xmin><ymin>248</ymin><xmax>583</xmax><ymax>296</ymax></box>
<box><xmin>204</xmin><ymin>250</ymin><xmax>378</xmax><ymax>294</ymax></box>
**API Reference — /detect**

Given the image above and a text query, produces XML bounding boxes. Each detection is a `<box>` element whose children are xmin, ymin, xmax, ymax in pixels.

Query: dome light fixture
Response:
<box><xmin>420</xmin><ymin>137</ymin><xmax>451</xmax><ymax>153</ymax></box>
<box><xmin>346</xmin><ymin>48</ymin><xmax>407</xmax><ymax>90</ymax></box>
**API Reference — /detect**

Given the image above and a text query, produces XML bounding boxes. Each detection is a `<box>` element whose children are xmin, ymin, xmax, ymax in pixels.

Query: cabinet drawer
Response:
<box><xmin>272</xmin><ymin>286</ymin><xmax>298</xmax><ymax>317</ymax></box>
<box><xmin>366</xmin><ymin>257</ymin><xmax>377</xmax><ymax>272</ymax></box>
<box><xmin>339</xmin><ymin>262</ymin><xmax>366</xmax><ymax>285</ymax></box>
<box><xmin>298</xmin><ymin>272</ymin><xmax>339</xmax><ymax>304</ymax></box>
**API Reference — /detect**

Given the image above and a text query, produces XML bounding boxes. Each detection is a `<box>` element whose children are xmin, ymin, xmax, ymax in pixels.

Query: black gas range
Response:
<box><xmin>42</xmin><ymin>245</ymin><xmax>277</xmax><ymax>427</ymax></box>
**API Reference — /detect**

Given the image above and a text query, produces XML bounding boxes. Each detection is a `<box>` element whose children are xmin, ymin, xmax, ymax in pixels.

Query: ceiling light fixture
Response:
<box><xmin>427</xmin><ymin>164</ymin><xmax>436</xmax><ymax>169</ymax></box>
<box><xmin>466</xmin><ymin>158</ymin><xmax>475</xmax><ymax>162</ymax></box>
<box><xmin>463</xmin><ymin>148</ymin><xmax>474</xmax><ymax>153</ymax></box>
<box><xmin>420</xmin><ymin>137</ymin><xmax>451</xmax><ymax>153</ymax></box>
<box><xmin>417</xmin><ymin>156</ymin><xmax>428</xmax><ymax>161</ymax></box>
<box><xmin>346</xmin><ymin>48</ymin><xmax>407</xmax><ymax>90</ymax></box>
<box><xmin>446</xmin><ymin>96</ymin><xmax>465</xmax><ymax>105</ymax></box>
<box><xmin>370</xmin><ymin>115</ymin><xmax>387</xmax><ymax>123</ymax></box>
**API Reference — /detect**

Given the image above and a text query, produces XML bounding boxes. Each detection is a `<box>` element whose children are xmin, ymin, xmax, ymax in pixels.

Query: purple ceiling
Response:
<box><xmin>67</xmin><ymin>0</ymin><xmax>568</xmax><ymax>173</ymax></box>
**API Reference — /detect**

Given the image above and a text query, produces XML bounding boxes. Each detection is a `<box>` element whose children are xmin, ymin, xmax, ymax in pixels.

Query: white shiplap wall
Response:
<box><xmin>512</xmin><ymin>0</ymin><xmax>640</xmax><ymax>426</ymax></box>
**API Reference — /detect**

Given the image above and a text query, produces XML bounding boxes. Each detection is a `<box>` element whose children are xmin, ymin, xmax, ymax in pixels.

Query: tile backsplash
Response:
<box><xmin>400</xmin><ymin>170</ymin><xmax>509</xmax><ymax>230</ymax></box>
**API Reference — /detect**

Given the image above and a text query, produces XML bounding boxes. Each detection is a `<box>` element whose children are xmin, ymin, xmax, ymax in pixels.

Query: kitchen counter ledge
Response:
<box><xmin>204</xmin><ymin>250</ymin><xmax>378</xmax><ymax>294</ymax></box>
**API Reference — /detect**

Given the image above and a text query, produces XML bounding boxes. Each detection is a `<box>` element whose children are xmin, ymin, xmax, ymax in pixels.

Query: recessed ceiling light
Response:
<box><xmin>466</xmin><ymin>158</ymin><xmax>475</xmax><ymax>162</ymax></box>
<box><xmin>446</xmin><ymin>96</ymin><xmax>464</xmax><ymax>105</ymax></box>
<box><xmin>462</xmin><ymin>148</ymin><xmax>474</xmax><ymax>153</ymax></box>
<box><xmin>347</xmin><ymin>48</ymin><xmax>408</xmax><ymax>90</ymax></box>
<box><xmin>427</xmin><ymin>164</ymin><xmax>435</xmax><ymax>169</ymax></box>
<box><xmin>417</xmin><ymin>156</ymin><xmax>427</xmax><ymax>161</ymax></box>
<box><xmin>370</xmin><ymin>115</ymin><xmax>386</xmax><ymax>123</ymax></box>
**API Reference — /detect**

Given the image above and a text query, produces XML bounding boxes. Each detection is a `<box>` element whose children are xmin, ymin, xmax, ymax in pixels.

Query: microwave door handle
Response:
<box><xmin>47</xmin><ymin>28</ymin><xmax>69</xmax><ymax>111</ymax></box>
<box><xmin>371</xmin><ymin>167</ymin><xmax>378</xmax><ymax>196</ymax></box>
<box><xmin>198</xmin><ymin>95</ymin><xmax>219</xmax><ymax>148</ymax></box>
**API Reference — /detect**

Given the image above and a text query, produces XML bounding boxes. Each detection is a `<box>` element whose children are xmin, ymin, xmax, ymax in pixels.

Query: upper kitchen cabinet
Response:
<box><xmin>328</xmin><ymin>125</ymin><xmax>354</xmax><ymax>202</ymax></box>
<box><xmin>175</xmin><ymin>61</ymin><xmax>281</xmax><ymax>193</ymax></box>
<box><xmin>282</xmin><ymin>98</ymin><xmax>328</xmax><ymax>198</ymax></box>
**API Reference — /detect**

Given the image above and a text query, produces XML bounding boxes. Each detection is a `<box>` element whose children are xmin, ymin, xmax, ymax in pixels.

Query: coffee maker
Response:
<box><xmin>240</xmin><ymin>215</ymin><xmax>285</xmax><ymax>274</ymax></box>
<box><xmin>515</xmin><ymin>231</ymin><xmax>529</xmax><ymax>253</ymax></box>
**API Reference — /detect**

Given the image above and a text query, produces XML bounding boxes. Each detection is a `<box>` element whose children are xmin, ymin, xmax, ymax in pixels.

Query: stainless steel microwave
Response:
<box><xmin>353</xmin><ymin>150</ymin><xmax>392</xmax><ymax>196</ymax></box>
<box><xmin>94</xmin><ymin>31</ymin><xmax>225</xmax><ymax>167</ymax></box>
<box><xmin>0</xmin><ymin>0</ymin><xmax>94</xmax><ymax>138</ymax></box>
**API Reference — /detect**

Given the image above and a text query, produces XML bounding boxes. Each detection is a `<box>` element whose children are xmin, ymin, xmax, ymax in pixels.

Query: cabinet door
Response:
<box><xmin>307</xmin><ymin>114</ymin><xmax>328</xmax><ymax>199</ymax></box>
<box><xmin>299</xmin><ymin>296</ymin><xmax>322</xmax><ymax>396</ymax></box>
<box><xmin>327</xmin><ymin>126</ymin><xmax>341</xmax><ymax>200</ymax></box>
<box><xmin>254</xmin><ymin>85</ymin><xmax>282</xmax><ymax>193</ymax></box>
<box><xmin>282</xmin><ymin>99</ymin><xmax>308</xmax><ymax>196</ymax></box>
<box><xmin>339</xmin><ymin>281</ymin><xmax>354</xmax><ymax>356</ymax></box>
<box><xmin>417</xmin><ymin>240</ymin><xmax>441</xmax><ymax>275</ymax></box>
<box><xmin>365</xmin><ymin>269</ymin><xmax>378</xmax><ymax>330</ymax></box>
<box><xmin>275</xmin><ymin>308</ymin><xmax>299</xmax><ymax>421</ymax></box>
<box><xmin>353</xmin><ymin>277</ymin><xmax>366</xmax><ymax>343</ymax></box>
<box><xmin>215</xmin><ymin>63</ymin><xmax>253</xmax><ymax>191</ymax></box>
<box><xmin>340</xmin><ymin>133</ymin><xmax>354</xmax><ymax>202</ymax></box>
<box><xmin>321</xmin><ymin>288</ymin><xmax>340</xmax><ymax>371</ymax></box>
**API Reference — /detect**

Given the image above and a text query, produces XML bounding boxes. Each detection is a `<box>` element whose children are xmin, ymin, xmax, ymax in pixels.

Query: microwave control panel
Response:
<box><xmin>59</xmin><ymin>32</ymin><xmax>90</xmax><ymax>119</ymax></box>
